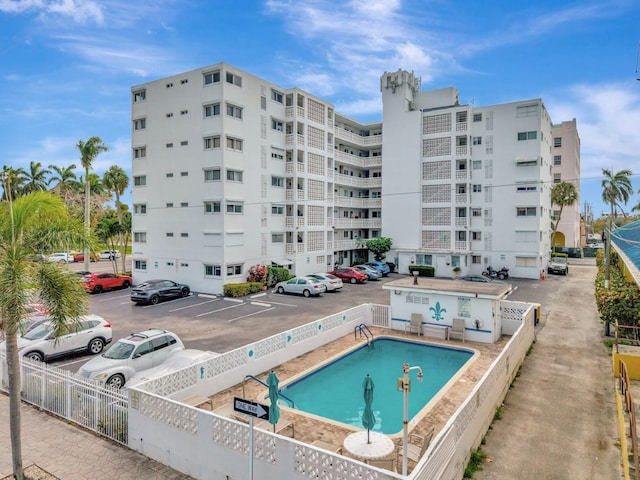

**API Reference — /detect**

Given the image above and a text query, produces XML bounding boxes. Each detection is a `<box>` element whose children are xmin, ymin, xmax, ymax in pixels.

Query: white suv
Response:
<box><xmin>0</xmin><ymin>314</ymin><xmax>112</xmax><ymax>362</ymax></box>
<box><xmin>78</xmin><ymin>329</ymin><xmax>184</xmax><ymax>388</ymax></box>
<box><xmin>46</xmin><ymin>252</ymin><xmax>73</xmax><ymax>263</ymax></box>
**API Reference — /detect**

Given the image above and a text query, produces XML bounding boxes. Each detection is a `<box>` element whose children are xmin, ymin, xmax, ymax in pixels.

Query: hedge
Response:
<box><xmin>408</xmin><ymin>265</ymin><xmax>435</xmax><ymax>277</ymax></box>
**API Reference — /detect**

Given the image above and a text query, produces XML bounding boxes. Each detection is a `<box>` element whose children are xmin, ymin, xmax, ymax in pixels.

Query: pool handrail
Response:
<box><xmin>242</xmin><ymin>374</ymin><xmax>296</xmax><ymax>408</ymax></box>
<box><xmin>354</xmin><ymin>323</ymin><xmax>374</xmax><ymax>342</ymax></box>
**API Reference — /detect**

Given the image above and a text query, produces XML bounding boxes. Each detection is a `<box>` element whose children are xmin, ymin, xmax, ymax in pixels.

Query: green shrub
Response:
<box><xmin>223</xmin><ymin>282</ymin><xmax>264</xmax><ymax>297</ymax></box>
<box><xmin>408</xmin><ymin>265</ymin><xmax>435</xmax><ymax>277</ymax></box>
<box><xmin>267</xmin><ymin>266</ymin><xmax>293</xmax><ymax>287</ymax></box>
<box><xmin>463</xmin><ymin>447</ymin><xmax>487</xmax><ymax>478</ymax></box>
<box><xmin>594</xmin><ymin>249</ymin><xmax>640</xmax><ymax>328</ymax></box>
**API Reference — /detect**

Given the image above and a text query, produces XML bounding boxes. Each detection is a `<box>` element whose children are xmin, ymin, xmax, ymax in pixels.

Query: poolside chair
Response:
<box><xmin>398</xmin><ymin>427</ymin><xmax>434</xmax><ymax>465</ymax></box>
<box><xmin>366</xmin><ymin>458</ymin><xmax>398</xmax><ymax>472</ymax></box>
<box><xmin>406</xmin><ymin>313</ymin><xmax>423</xmax><ymax>336</ymax></box>
<box><xmin>449</xmin><ymin>318</ymin><xmax>466</xmax><ymax>342</ymax></box>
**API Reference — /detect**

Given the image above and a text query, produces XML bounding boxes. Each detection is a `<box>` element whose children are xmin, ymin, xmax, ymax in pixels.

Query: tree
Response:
<box><xmin>19</xmin><ymin>161</ymin><xmax>50</xmax><ymax>194</ymax></box>
<box><xmin>0</xmin><ymin>166</ymin><xmax>25</xmax><ymax>201</ymax></box>
<box><xmin>366</xmin><ymin>237</ymin><xmax>393</xmax><ymax>261</ymax></box>
<box><xmin>48</xmin><ymin>164</ymin><xmax>78</xmax><ymax>203</ymax></box>
<box><xmin>103</xmin><ymin>166</ymin><xmax>129</xmax><ymax>272</ymax></box>
<box><xmin>95</xmin><ymin>213</ymin><xmax>124</xmax><ymax>274</ymax></box>
<box><xmin>601</xmin><ymin>168</ymin><xmax>633</xmax><ymax>218</ymax></box>
<box><xmin>550</xmin><ymin>181</ymin><xmax>578</xmax><ymax>248</ymax></box>
<box><xmin>0</xmin><ymin>191</ymin><xmax>88</xmax><ymax>480</ymax></box>
<box><xmin>76</xmin><ymin>137</ymin><xmax>109</xmax><ymax>271</ymax></box>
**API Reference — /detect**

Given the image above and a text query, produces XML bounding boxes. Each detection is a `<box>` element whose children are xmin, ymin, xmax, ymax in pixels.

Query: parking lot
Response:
<box><xmin>49</xmin><ymin>258</ymin><xmax>596</xmax><ymax>375</ymax></box>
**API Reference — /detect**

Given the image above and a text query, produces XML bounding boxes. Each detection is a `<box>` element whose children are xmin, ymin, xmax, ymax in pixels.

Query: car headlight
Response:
<box><xmin>94</xmin><ymin>373</ymin><xmax>108</xmax><ymax>380</ymax></box>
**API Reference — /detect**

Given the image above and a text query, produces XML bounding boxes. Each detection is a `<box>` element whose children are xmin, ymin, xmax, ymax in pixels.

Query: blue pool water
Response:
<box><xmin>280</xmin><ymin>338</ymin><xmax>473</xmax><ymax>434</ymax></box>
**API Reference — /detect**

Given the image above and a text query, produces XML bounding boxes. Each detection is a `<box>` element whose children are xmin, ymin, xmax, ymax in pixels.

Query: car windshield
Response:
<box><xmin>553</xmin><ymin>258</ymin><xmax>567</xmax><ymax>264</ymax></box>
<box><xmin>103</xmin><ymin>342</ymin><xmax>135</xmax><ymax>359</ymax></box>
<box><xmin>325</xmin><ymin>274</ymin><xmax>338</xmax><ymax>280</ymax></box>
<box><xmin>23</xmin><ymin>323</ymin><xmax>53</xmax><ymax>340</ymax></box>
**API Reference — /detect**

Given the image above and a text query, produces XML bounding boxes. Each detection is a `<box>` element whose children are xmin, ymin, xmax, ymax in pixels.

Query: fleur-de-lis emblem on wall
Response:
<box><xmin>429</xmin><ymin>301</ymin><xmax>447</xmax><ymax>321</ymax></box>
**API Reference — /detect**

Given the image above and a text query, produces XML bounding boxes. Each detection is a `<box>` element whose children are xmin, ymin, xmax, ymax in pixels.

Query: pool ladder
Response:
<box><xmin>354</xmin><ymin>323</ymin><xmax>374</xmax><ymax>350</ymax></box>
<box><xmin>242</xmin><ymin>374</ymin><xmax>296</xmax><ymax>407</ymax></box>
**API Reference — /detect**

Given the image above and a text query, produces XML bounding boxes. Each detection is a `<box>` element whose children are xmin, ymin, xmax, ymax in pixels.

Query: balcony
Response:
<box><xmin>333</xmin><ymin>218</ymin><xmax>382</xmax><ymax>229</ymax></box>
<box><xmin>333</xmin><ymin>239</ymin><xmax>360</xmax><ymax>251</ymax></box>
<box><xmin>334</xmin><ymin>126</ymin><xmax>382</xmax><ymax>147</ymax></box>
<box><xmin>286</xmin><ymin>244</ymin><xmax>296</xmax><ymax>255</ymax></box>
<box><xmin>455</xmin><ymin>169</ymin><xmax>468</xmax><ymax>180</ymax></box>
<box><xmin>284</xmin><ymin>106</ymin><xmax>305</xmax><ymax>118</ymax></box>
<box><xmin>456</xmin><ymin>122</ymin><xmax>467</xmax><ymax>132</ymax></box>
<box><xmin>456</xmin><ymin>145</ymin><xmax>468</xmax><ymax>155</ymax></box>
<box><xmin>285</xmin><ymin>134</ymin><xmax>305</xmax><ymax>147</ymax></box>
<box><xmin>454</xmin><ymin>241</ymin><xmax>470</xmax><ymax>251</ymax></box>
<box><xmin>334</xmin><ymin>173</ymin><xmax>381</xmax><ymax>189</ymax></box>
<box><xmin>455</xmin><ymin>217</ymin><xmax>467</xmax><ymax>228</ymax></box>
<box><xmin>334</xmin><ymin>196</ymin><xmax>382</xmax><ymax>208</ymax></box>
<box><xmin>286</xmin><ymin>190</ymin><xmax>305</xmax><ymax>201</ymax></box>
<box><xmin>455</xmin><ymin>194</ymin><xmax>469</xmax><ymax>204</ymax></box>
<box><xmin>335</xmin><ymin>150</ymin><xmax>383</xmax><ymax>168</ymax></box>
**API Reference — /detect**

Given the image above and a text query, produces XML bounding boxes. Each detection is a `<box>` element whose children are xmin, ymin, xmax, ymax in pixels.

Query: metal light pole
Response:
<box><xmin>399</xmin><ymin>362</ymin><xmax>423</xmax><ymax>476</ymax></box>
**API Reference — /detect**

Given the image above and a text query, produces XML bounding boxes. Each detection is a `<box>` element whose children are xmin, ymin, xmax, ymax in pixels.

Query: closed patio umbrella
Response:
<box><xmin>267</xmin><ymin>370</ymin><xmax>281</xmax><ymax>432</ymax></box>
<box><xmin>362</xmin><ymin>374</ymin><xmax>376</xmax><ymax>444</ymax></box>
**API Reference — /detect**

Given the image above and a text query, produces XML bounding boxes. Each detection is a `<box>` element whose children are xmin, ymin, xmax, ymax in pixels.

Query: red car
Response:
<box><xmin>329</xmin><ymin>267</ymin><xmax>368</xmax><ymax>284</ymax></box>
<box><xmin>82</xmin><ymin>273</ymin><xmax>132</xmax><ymax>294</ymax></box>
<box><xmin>73</xmin><ymin>252</ymin><xmax>98</xmax><ymax>262</ymax></box>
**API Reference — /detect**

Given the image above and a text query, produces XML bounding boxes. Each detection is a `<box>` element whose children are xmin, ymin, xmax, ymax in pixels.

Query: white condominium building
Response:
<box><xmin>131</xmin><ymin>64</ymin><xmax>575</xmax><ymax>293</ymax></box>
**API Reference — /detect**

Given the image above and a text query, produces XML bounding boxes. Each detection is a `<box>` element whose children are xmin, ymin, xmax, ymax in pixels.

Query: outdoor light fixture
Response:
<box><xmin>398</xmin><ymin>362</ymin><xmax>423</xmax><ymax>476</ymax></box>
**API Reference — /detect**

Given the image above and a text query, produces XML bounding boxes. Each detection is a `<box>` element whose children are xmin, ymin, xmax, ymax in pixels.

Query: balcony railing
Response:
<box><xmin>334</xmin><ymin>127</ymin><xmax>382</xmax><ymax>147</ymax></box>
<box><xmin>455</xmin><ymin>217</ymin><xmax>467</xmax><ymax>228</ymax></box>
<box><xmin>455</xmin><ymin>241</ymin><xmax>470</xmax><ymax>251</ymax></box>
<box><xmin>334</xmin><ymin>196</ymin><xmax>382</xmax><ymax>208</ymax></box>
<box><xmin>456</xmin><ymin>122</ymin><xmax>467</xmax><ymax>132</ymax></box>
<box><xmin>455</xmin><ymin>169</ymin><xmax>468</xmax><ymax>180</ymax></box>
<box><xmin>333</xmin><ymin>218</ymin><xmax>382</xmax><ymax>229</ymax></box>
<box><xmin>335</xmin><ymin>150</ymin><xmax>382</xmax><ymax>168</ymax></box>
<box><xmin>334</xmin><ymin>173</ymin><xmax>381</xmax><ymax>189</ymax></box>
<box><xmin>455</xmin><ymin>193</ymin><xmax>469</xmax><ymax>204</ymax></box>
<box><xmin>456</xmin><ymin>145</ymin><xmax>468</xmax><ymax>155</ymax></box>
<box><xmin>333</xmin><ymin>239</ymin><xmax>360</xmax><ymax>251</ymax></box>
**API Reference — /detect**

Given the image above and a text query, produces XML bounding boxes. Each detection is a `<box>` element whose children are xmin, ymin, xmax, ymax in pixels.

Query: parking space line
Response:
<box><xmin>169</xmin><ymin>299</ymin><xmax>220</xmax><ymax>312</ymax></box>
<box><xmin>196</xmin><ymin>303</ymin><xmax>244</xmax><ymax>317</ymax></box>
<box><xmin>224</xmin><ymin>298</ymin><xmax>244</xmax><ymax>303</ymax></box>
<box><xmin>95</xmin><ymin>293</ymin><xmax>131</xmax><ymax>302</ymax></box>
<box><xmin>141</xmin><ymin>295</ymin><xmax>193</xmax><ymax>309</ymax></box>
<box><xmin>198</xmin><ymin>294</ymin><xmax>218</xmax><ymax>299</ymax></box>
<box><xmin>228</xmin><ymin>307</ymin><xmax>275</xmax><ymax>323</ymax></box>
<box><xmin>251</xmin><ymin>302</ymin><xmax>271</xmax><ymax>307</ymax></box>
<box><xmin>263</xmin><ymin>300</ymin><xmax>298</xmax><ymax>307</ymax></box>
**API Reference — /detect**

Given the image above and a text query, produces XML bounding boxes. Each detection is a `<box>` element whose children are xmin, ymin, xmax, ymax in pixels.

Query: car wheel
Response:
<box><xmin>26</xmin><ymin>351</ymin><xmax>44</xmax><ymax>362</ymax></box>
<box><xmin>150</xmin><ymin>294</ymin><xmax>160</xmax><ymax>305</ymax></box>
<box><xmin>88</xmin><ymin>338</ymin><xmax>105</xmax><ymax>354</ymax></box>
<box><xmin>93</xmin><ymin>285</ymin><xmax>103</xmax><ymax>294</ymax></box>
<box><xmin>277</xmin><ymin>286</ymin><xmax>285</xmax><ymax>294</ymax></box>
<box><xmin>303</xmin><ymin>289</ymin><xmax>311</xmax><ymax>298</ymax></box>
<box><xmin>180</xmin><ymin>287</ymin><xmax>190</xmax><ymax>297</ymax></box>
<box><xmin>498</xmin><ymin>273</ymin><xmax>506</xmax><ymax>280</ymax></box>
<box><xmin>350</xmin><ymin>277</ymin><xmax>357</xmax><ymax>284</ymax></box>
<box><xmin>106</xmin><ymin>374</ymin><xmax>125</xmax><ymax>389</ymax></box>
<box><xmin>58</xmin><ymin>259</ymin><xmax>66</xmax><ymax>264</ymax></box>
<box><xmin>122</xmin><ymin>280</ymin><xmax>131</xmax><ymax>288</ymax></box>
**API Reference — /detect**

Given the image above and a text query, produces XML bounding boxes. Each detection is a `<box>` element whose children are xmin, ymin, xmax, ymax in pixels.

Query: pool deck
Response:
<box><xmin>208</xmin><ymin>328</ymin><xmax>508</xmax><ymax>473</ymax></box>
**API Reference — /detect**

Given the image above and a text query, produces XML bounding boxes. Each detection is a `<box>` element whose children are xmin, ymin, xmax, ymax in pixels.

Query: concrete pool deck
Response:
<box><xmin>208</xmin><ymin>328</ymin><xmax>508</xmax><ymax>472</ymax></box>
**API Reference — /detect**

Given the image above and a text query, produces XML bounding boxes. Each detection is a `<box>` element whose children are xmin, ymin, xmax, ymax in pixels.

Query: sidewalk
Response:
<box><xmin>0</xmin><ymin>395</ymin><xmax>193</xmax><ymax>480</ymax></box>
<box><xmin>475</xmin><ymin>264</ymin><xmax>622</xmax><ymax>479</ymax></box>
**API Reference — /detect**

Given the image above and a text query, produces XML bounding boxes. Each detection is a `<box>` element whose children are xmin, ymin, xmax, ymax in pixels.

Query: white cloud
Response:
<box><xmin>0</xmin><ymin>0</ymin><xmax>104</xmax><ymax>24</ymax></box>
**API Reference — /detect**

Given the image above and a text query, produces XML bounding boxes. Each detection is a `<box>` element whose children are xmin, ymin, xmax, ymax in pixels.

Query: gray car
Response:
<box><xmin>275</xmin><ymin>277</ymin><xmax>327</xmax><ymax>297</ymax></box>
<box><xmin>131</xmin><ymin>279</ymin><xmax>191</xmax><ymax>305</ymax></box>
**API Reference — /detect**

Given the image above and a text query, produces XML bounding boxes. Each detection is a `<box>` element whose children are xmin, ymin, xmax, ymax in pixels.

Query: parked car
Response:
<box><xmin>306</xmin><ymin>273</ymin><xmax>343</xmax><ymax>292</ymax></box>
<box><xmin>364</xmin><ymin>260</ymin><xmax>390</xmax><ymax>276</ymax></box>
<box><xmin>458</xmin><ymin>275</ymin><xmax>504</xmax><ymax>283</ymax></box>
<box><xmin>354</xmin><ymin>264</ymin><xmax>382</xmax><ymax>280</ymax></box>
<box><xmin>275</xmin><ymin>277</ymin><xmax>327</xmax><ymax>297</ymax></box>
<box><xmin>130</xmin><ymin>279</ymin><xmax>191</xmax><ymax>305</ymax></box>
<box><xmin>73</xmin><ymin>252</ymin><xmax>99</xmax><ymax>263</ymax></box>
<box><xmin>99</xmin><ymin>250</ymin><xmax>121</xmax><ymax>260</ymax></box>
<box><xmin>0</xmin><ymin>303</ymin><xmax>50</xmax><ymax>334</ymax></box>
<box><xmin>45</xmin><ymin>252</ymin><xmax>73</xmax><ymax>263</ymax></box>
<box><xmin>78</xmin><ymin>328</ymin><xmax>185</xmax><ymax>388</ymax></box>
<box><xmin>547</xmin><ymin>257</ymin><xmax>569</xmax><ymax>275</ymax></box>
<box><xmin>82</xmin><ymin>273</ymin><xmax>133</xmax><ymax>294</ymax></box>
<box><xmin>125</xmin><ymin>349</ymin><xmax>218</xmax><ymax>388</ymax></box>
<box><xmin>385</xmin><ymin>261</ymin><xmax>397</xmax><ymax>273</ymax></box>
<box><xmin>329</xmin><ymin>267</ymin><xmax>368</xmax><ymax>284</ymax></box>
<box><xmin>0</xmin><ymin>314</ymin><xmax>112</xmax><ymax>362</ymax></box>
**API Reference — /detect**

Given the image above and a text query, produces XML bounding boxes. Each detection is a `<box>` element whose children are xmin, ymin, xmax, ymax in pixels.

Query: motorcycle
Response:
<box><xmin>482</xmin><ymin>266</ymin><xmax>510</xmax><ymax>280</ymax></box>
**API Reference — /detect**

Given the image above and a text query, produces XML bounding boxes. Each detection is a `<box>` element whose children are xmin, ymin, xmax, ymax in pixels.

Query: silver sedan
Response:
<box><xmin>275</xmin><ymin>277</ymin><xmax>327</xmax><ymax>297</ymax></box>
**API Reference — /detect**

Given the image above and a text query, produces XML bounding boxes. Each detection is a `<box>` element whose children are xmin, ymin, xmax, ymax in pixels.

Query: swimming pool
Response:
<box><xmin>280</xmin><ymin>337</ymin><xmax>474</xmax><ymax>434</ymax></box>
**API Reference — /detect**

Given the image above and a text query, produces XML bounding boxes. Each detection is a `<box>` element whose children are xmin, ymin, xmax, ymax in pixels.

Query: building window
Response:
<box><xmin>415</xmin><ymin>254</ymin><xmax>432</xmax><ymax>265</ymax></box>
<box><xmin>472</xmin><ymin>160</ymin><xmax>482</xmax><ymax>170</ymax></box>
<box><xmin>227</xmin><ymin>264</ymin><xmax>242</xmax><ymax>275</ymax></box>
<box><xmin>166</xmin><ymin>143</ymin><xmax>173</xmax><ymax>148</ymax></box>
<box><xmin>133</xmin><ymin>232</ymin><xmax>146</xmax><ymax>243</ymax></box>
<box><xmin>133</xmin><ymin>90</ymin><xmax>146</xmax><ymax>102</ymax></box>
<box><xmin>204</xmin><ymin>265</ymin><xmax>222</xmax><ymax>277</ymax></box>
<box><xmin>271</xmin><ymin>148</ymin><xmax>284</xmax><ymax>160</ymax></box>
<box><xmin>204</xmin><ymin>70</ymin><xmax>220</xmax><ymax>85</ymax></box>
<box><xmin>516</xmin><ymin>104</ymin><xmax>538</xmax><ymax>117</ymax></box>
<box><xmin>226</xmin><ymin>103</ymin><xmax>243</xmax><ymax>119</ymax></box>
<box><xmin>517</xmin><ymin>131</ymin><xmax>537</xmax><ymax>141</ymax></box>
<box><xmin>133</xmin><ymin>147</ymin><xmax>146</xmax><ymax>159</ymax></box>
<box><xmin>472</xmin><ymin>255</ymin><xmax>482</xmax><ymax>264</ymax></box>
<box><xmin>180</xmin><ymin>110</ymin><xmax>188</xmax><ymax>115</ymax></box>
<box><xmin>473</xmin><ymin>113</ymin><xmax>482</xmax><ymax>122</ymax></box>
<box><xmin>271</xmin><ymin>176</ymin><xmax>284</xmax><ymax>187</ymax></box>
<box><xmin>134</xmin><ymin>260</ymin><xmax>147</xmax><ymax>270</ymax></box>
<box><xmin>133</xmin><ymin>204</ymin><xmax>146</xmax><ymax>214</ymax></box>
<box><xmin>166</xmin><ymin>203</ymin><xmax>173</xmax><ymax>208</ymax></box>
<box><xmin>204</xmin><ymin>168</ymin><xmax>221</xmax><ymax>181</ymax></box>
<box><xmin>516</xmin><ymin>183</ymin><xmax>537</xmax><ymax>192</ymax></box>
<box><xmin>204</xmin><ymin>136</ymin><xmax>221</xmax><ymax>150</ymax></box>
<box><xmin>226</xmin><ymin>136</ymin><xmax>243</xmax><ymax>151</ymax></box>
<box><xmin>472</xmin><ymin>184</ymin><xmax>482</xmax><ymax>193</ymax></box>
<box><xmin>166</xmin><ymin>232</ymin><xmax>174</xmax><ymax>237</ymax></box>
<box><xmin>226</xmin><ymin>169</ymin><xmax>243</xmax><ymax>182</ymax></box>
<box><xmin>554</xmin><ymin>173</ymin><xmax>561</xmax><ymax>183</ymax></box>
<box><xmin>225</xmin><ymin>72</ymin><xmax>242</xmax><ymax>87</ymax></box>
<box><xmin>204</xmin><ymin>103</ymin><xmax>220</xmax><ymax>117</ymax></box>
<box><xmin>271</xmin><ymin>205</ymin><xmax>284</xmax><ymax>215</ymax></box>
<box><xmin>226</xmin><ymin>202</ymin><xmax>243</xmax><ymax>214</ymax></box>
<box><xmin>516</xmin><ymin>207</ymin><xmax>537</xmax><ymax>217</ymax></box>
<box><xmin>271</xmin><ymin>89</ymin><xmax>284</xmax><ymax>103</ymax></box>
<box><xmin>181</xmin><ymin>171</ymin><xmax>188</xmax><ymax>176</ymax></box>
<box><xmin>166</xmin><ymin>173</ymin><xmax>174</xmax><ymax>178</ymax></box>
<box><xmin>272</xmin><ymin>119</ymin><xmax>284</xmax><ymax>131</ymax></box>
<box><xmin>204</xmin><ymin>201</ymin><xmax>221</xmax><ymax>213</ymax></box>
<box><xmin>471</xmin><ymin>231</ymin><xmax>482</xmax><ymax>241</ymax></box>
<box><xmin>180</xmin><ymin>141</ymin><xmax>188</xmax><ymax>146</ymax></box>
<box><xmin>166</xmin><ymin>113</ymin><xmax>173</xmax><ymax>118</ymax></box>
<box><xmin>180</xmin><ymin>78</ymin><xmax>188</xmax><ymax>84</ymax></box>
<box><xmin>471</xmin><ymin>208</ymin><xmax>482</xmax><ymax>217</ymax></box>
<box><xmin>516</xmin><ymin>158</ymin><xmax>538</xmax><ymax>166</ymax></box>
<box><xmin>472</xmin><ymin>136</ymin><xmax>482</xmax><ymax>145</ymax></box>
<box><xmin>554</xmin><ymin>155</ymin><xmax>562</xmax><ymax>165</ymax></box>
<box><xmin>166</xmin><ymin>82</ymin><xmax>173</xmax><ymax>88</ymax></box>
<box><xmin>133</xmin><ymin>118</ymin><xmax>146</xmax><ymax>130</ymax></box>
<box><xmin>554</xmin><ymin>137</ymin><xmax>562</xmax><ymax>147</ymax></box>
<box><xmin>181</xmin><ymin>233</ymin><xmax>188</xmax><ymax>237</ymax></box>
<box><xmin>181</xmin><ymin>202</ymin><xmax>188</xmax><ymax>207</ymax></box>
<box><xmin>271</xmin><ymin>233</ymin><xmax>284</xmax><ymax>243</ymax></box>
<box><xmin>133</xmin><ymin>175</ymin><xmax>146</xmax><ymax>186</ymax></box>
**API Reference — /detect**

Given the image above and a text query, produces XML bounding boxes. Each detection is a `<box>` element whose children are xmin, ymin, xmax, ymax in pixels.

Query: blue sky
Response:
<box><xmin>1</xmin><ymin>0</ymin><xmax>639</xmax><ymax>217</ymax></box>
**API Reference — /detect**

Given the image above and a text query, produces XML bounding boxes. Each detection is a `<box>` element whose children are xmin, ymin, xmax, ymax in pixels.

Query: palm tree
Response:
<box><xmin>0</xmin><ymin>191</ymin><xmax>88</xmax><ymax>480</ymax></box>
<box><xmin>601</xmin><ymin>168</ymin><xmax>633</xmax><ymax>218</ymax></box>
<box><xmin>550</xmin><ymin>181</ymin><xmax>578</xmax><ymax>248</ymax></box>
<box><xmin>48</xmin><ymin>164</ymin><xmax>78</xmax><ymax>202</ymax></box>
<box><xmin>0</xmin><ymin>166</ymin><xmax>26</xmax><ymax>201</ymax></box>
<box><xmin>19</xmin><ymin>161</ymin><xmax>50</xmax><ymax>194</ymax></box>
<box><xmin>103</xmin><ymin>166</ymin><xmax>129</xmax><ymax>271</ymax></box>
<box><xmin>76</xmin><ymin>137</ymin><xmax>109</xmax><ymax>271</ymax></box>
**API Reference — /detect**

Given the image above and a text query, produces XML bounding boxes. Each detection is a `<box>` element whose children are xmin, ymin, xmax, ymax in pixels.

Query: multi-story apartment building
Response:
<box><xmin>551</xmin><ymin>119</ymin><xmax>581</xmax><ymax>248</ymax></box>
<box><xmin>380</xmin><ymin>70</ymin><xmax>555</xmax><ymax>279</ymax></box>
<box><xmin>131</xmin><ymin>64</ymin><xmax>574</xmax><ymax>293</ymax></box>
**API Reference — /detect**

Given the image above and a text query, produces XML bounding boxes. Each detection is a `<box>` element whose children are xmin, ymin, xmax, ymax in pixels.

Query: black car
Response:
<box><xmin>130</xmin><ymin>279</ymin><xmax>191</xmax><ymax>305</ymax></box>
